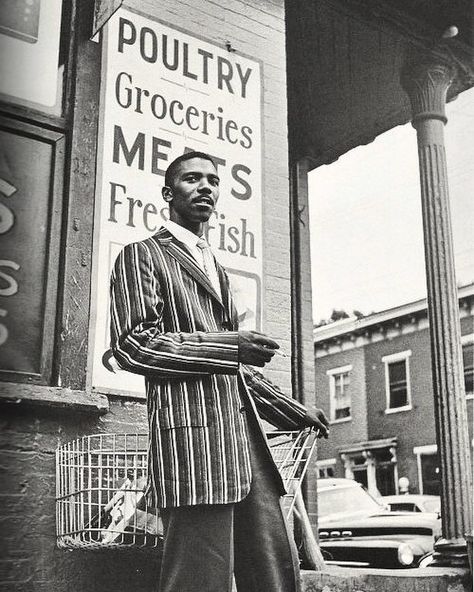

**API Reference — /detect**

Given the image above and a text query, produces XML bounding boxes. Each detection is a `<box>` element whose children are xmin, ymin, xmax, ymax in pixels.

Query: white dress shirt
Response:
<box><xmin>162</xmin><ymin>220</ymin><xmax>222</xmax><ymax>297</ymax></box>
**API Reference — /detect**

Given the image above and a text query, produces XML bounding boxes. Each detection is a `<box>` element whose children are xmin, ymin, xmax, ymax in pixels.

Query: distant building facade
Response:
<box><xmin>314</xmin><ymin>285</ymin><xmax>474</xmax><ymax>498</ymax></box>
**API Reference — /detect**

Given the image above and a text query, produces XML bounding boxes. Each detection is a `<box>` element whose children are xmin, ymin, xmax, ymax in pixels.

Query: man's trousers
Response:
<box><xmin>158</xmin><ymin>413</ymin><xmax>301</xmax><ymax>592</ymax></box>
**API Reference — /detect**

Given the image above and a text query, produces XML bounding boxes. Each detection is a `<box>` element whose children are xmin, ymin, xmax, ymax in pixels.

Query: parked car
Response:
<box><xmin>317</xmin><ymin>478</ymin><xmax>441</xmax><ymax>569</ymax></box>
<box><xmin>381</xmin><ymin>494</ymin><xmax>440</xmax><ymax>515</ymax></box>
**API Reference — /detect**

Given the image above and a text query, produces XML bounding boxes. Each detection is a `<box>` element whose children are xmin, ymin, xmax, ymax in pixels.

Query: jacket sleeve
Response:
<box><xmin>241</xmin><ymin>365</ymin><xmax>309</xmax><ymax>430</ymax></box>
<box><xmin>110</xmin><ymin>241</ymin><xmax>239</xmax><ymax>377</ymax></box>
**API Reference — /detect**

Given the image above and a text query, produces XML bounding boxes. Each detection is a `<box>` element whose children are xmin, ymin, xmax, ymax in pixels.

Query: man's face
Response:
<box><xmin>164</xmin><ymin>158</ymin><xmax>220</xmax><ymax>233</ymax></box>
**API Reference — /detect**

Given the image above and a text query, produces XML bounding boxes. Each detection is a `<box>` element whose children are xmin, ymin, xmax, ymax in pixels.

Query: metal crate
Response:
<box><xmin>56</xmin><ymin>429</ymin><xmax>317</xmax><ymax>550</ymax></box>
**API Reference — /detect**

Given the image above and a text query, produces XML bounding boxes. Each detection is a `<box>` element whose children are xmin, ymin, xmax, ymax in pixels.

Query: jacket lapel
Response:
<box><xmin>154</xmin><ymin>228</ymin><xmax>225</xmax><ymax>309</ymax></box>
<box><xmin>216</xmin><ymin>264</ymin><xmax>238</xmax><ymax>330</ymax></box>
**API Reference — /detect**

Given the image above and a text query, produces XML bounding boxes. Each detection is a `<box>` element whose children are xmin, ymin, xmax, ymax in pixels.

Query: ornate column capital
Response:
<box><xmin>400</xmin><ymin>45</ymin><xmax>473</xmax><ymax>568</ymax></box>
<box><xmin>401</xmin><ymin>52</ymin><xmax>457</xmax><ymax>125</ymax></box>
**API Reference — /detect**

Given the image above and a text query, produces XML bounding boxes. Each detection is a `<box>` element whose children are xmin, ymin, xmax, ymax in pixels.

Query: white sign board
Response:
<box><xmin>90</xmin><ymin>7</ymin><xmax>263</xmax><ymax>395</ymax></box>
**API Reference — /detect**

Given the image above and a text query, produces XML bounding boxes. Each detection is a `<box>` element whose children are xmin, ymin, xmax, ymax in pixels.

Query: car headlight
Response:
<box><xmin>397</xmin><ymin>543</ymin><xmax>415</xmax><ymax>566</ymax></box>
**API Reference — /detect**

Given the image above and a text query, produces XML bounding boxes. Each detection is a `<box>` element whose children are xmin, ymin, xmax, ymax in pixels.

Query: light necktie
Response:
<box><xmin>196</xmin><ymin>237</ymin><xmax>221</xmax><ymax>297</ymax></box>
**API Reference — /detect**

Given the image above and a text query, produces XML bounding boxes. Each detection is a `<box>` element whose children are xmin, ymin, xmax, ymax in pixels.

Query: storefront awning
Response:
<box><xmin>286</xmin><ymin>0</ymin><xmax>474</xmax><ymax>167</ymax></box>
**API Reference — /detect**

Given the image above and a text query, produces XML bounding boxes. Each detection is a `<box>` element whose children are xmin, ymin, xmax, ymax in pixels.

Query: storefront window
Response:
<box><xmin>0</xmin><ymin>0</ymin><xmax>67</xmax><ymax>116</ymax></box>
<box><xmin>0</xmin><ymin>121</ymin><xmax>64</xmax><ymax>383</ymax></box>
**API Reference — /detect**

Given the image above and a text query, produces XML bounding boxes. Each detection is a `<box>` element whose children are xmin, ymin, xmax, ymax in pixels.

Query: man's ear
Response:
<box><xmin>162</xmin><ymin>185</ymin><xmax>173</xmax><ymax>202</ymax></box>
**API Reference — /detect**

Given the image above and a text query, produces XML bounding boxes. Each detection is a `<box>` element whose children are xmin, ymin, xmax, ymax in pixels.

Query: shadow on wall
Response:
<box><xmin>54</xmin><ymin>548</ymin><xmax>161</xmax><ymax>592</ymax></box>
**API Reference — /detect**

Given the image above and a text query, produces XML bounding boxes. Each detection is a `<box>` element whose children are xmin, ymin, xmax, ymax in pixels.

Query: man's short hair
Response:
<box><xmin>164</xmin><ymin>151</ymin><xmax>216</xmax><ymax>188</ymax></box>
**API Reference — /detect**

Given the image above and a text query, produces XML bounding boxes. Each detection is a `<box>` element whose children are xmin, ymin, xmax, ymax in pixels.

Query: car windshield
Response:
<box><xmin>318</xmin><ymin>485</ymin><xmax>383</xmax><ymax>519</ymax></box>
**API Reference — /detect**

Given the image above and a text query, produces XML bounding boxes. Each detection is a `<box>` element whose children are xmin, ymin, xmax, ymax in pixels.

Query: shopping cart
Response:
<box><xmin>265</xmin><ymin>428</ymin><xmax>318</xmax><ymax>520</ymax></box>
<box><xmin>56</xmin><ymin>429</ymin><xmax>318</xmax><ymax>550</ymax></box>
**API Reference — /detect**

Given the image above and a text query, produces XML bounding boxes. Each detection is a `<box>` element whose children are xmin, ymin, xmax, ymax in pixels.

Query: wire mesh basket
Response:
<box><xmin>56</xmin><ymin>429</ymin><xmax>317</xmax><ymax>549</ymax></box>
<box><xmin>268</xmin><ymin>428</ymin><xmax>318</xmax><ymax>519</ymax></box>
<box><xmin>56</xmin><ymin>433</ymin><xmax>160</xmax><ymax>549</ymax></box>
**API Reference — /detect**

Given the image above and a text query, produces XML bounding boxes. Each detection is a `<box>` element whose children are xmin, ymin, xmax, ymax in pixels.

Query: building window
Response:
<box><xmin>0</xmin><ymin>0</ymin><xmax>68</xmax><ymax>116</ymax></box>
<box><xmin>382</xmin><ymin>351</ymin><xmax>412</xmax><ymax>413</ymax></box>
<box><xmin>327</xmin><ymin>365</ymin><xmax>352</xmax><ymax>422</ymax></box>
<box><xmin>462</xmin><ymin>335</ymin><xmax>474</xmax><ymax>398</ymax></box>
<box><xmin>316</xmin><ymin>459</ymin><xmax>336</xmax><ymax>479</ymax></box>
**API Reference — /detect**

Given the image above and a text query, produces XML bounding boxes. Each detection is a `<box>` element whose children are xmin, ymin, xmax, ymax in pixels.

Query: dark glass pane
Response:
<box><xmin>376</xmin><ymin>463</ymin><xmax>395</xmax><ymax>496</ymax></box>
<box><xmin>421</xmin><ymin>454</ymin><xmax>440</xmax><ymax>495</ymax></box>
<box><xmin>389</xmin><ymin>360</ymin><xmax>406</xmax><ymax>383</ymax></box>
<box><xmin>390</xmin><ymin>387</ymin><xmax>408</xmax><ymax>408</ymax></box>
<box><xmin>388</xmin><ymin>360</ymin><xmax>408</xmax><ymax>407</ymax></box>
<box><xmin>462</xmin><ymin>343</ymin><xmax>473</xmax><ymax>395</ymax></box>
<box><xmin>335</xmin><ymin>406</ymin><xmax>351</xmax><ymax>419</ymax></box>
<box><xmin>353</xmin><ymin>468</ymin><xmax>368</xmax><ymax>489</ymax></box>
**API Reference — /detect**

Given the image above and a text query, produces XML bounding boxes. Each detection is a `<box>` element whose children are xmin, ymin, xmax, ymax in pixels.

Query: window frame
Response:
<box><xmin>0</xmin><ymin>116</ymin><xmax>65</xmax><ymax>385</ymax></box>
<box><xmin>413</xmin><ymin>444</ymin><xmax>437</xmax><ymax>495</ymax></box>
<box><xmin>316</xmin><ymin>458</ymin><xmax>337</xmax><ymax>479</ymax></box>
<box><xmin>327</xmin><ymin>364</ymin><xmax>353</xmax><ymax>424</ymax></box>
<box><xmin>382</xmin><ymin>350</ymin><xmax>412</xmax><ymax>414</ymax></box>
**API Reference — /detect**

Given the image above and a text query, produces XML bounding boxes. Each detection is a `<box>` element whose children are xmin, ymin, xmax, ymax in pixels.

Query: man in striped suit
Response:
<box><xmin>110</xmin><ymin>151</ymin><xmax>329</xmax><ymax>592</ymax></box>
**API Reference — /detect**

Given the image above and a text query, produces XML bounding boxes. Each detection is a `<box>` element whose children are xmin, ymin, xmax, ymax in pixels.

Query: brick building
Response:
<box><xmin>0</xmin><ymin>2</ymin><xmax>297</xmax><ymax>589</ymax></box>
<box><xmin>314</xmin><ymin>285</ymin><xmax>474</xmax><ymax>497</ymax></box>
<box><xmin>1</xmin><ymin>0</ymin><xmax>473</xmax><ymax>589</ymax></box>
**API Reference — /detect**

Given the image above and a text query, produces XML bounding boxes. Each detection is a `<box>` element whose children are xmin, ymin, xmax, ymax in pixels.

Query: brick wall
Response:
<box><xmin>307</xmin><ymin>346</ymin><xmax>369</xmax><ymax>524</ymax></box>
<box><xmin>314</xmin><ymin>347</ymin><xmax>368</xmax><ymax>467</ymax></box>
<box><xmin>365</xmin><ymin>328</ymin><xmax>437</xmax><ymax>483</ymax></box>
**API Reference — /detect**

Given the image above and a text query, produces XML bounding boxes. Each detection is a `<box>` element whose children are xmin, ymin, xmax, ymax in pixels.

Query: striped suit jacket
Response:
<box><xmin>110</xmin><ymin>227</ymin><xmax>309</xmax><ymax>508</ymax></box>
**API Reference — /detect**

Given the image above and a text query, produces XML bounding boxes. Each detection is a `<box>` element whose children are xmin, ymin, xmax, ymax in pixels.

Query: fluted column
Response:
<box><xmin>401</xmin><ymin>54</ymin><xmax>472</xmax><ymax>567</ymax></box>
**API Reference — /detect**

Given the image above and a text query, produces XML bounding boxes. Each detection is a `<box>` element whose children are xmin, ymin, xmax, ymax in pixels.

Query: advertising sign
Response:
<box><xmin>90</xmin><ymin>7</ymin><xmax>263</xmax><ymax>395</ymax></box>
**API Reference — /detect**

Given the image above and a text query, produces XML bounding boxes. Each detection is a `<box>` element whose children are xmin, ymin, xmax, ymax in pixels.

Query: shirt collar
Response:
<box><xmin>162</xmin><ymin>219</ymin><xmax>202</xmax><ymax>251</ymax></box>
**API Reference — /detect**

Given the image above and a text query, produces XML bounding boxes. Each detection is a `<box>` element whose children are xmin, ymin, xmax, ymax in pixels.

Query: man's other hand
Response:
<box><xmin>304</xmin><ymin>408</ymin><xmax>330</xmax><ymax>438</ymax></box>
<box><xmin>238</xmin><ymin>331</ymin><xmax>280</xmax><ymax>367</ymax></box>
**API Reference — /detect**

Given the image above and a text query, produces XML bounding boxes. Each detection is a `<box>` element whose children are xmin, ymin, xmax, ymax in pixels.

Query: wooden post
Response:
<box><xmin>55</xmin><ymin>0</ymin><xmax>102</xmax><ymax>389</ymax></box>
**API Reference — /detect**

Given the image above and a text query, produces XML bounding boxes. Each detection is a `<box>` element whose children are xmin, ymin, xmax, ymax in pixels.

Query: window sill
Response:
<box><xmin>385</xmin><ymin>405</ymin><xmax>412</xmax><ymax>414</ymax></box>
<box><xmin>0</xmin><ymin>381</ymin><xmax>109</xmax><ymax>415</ymax></box>
<box><xmin>330</xmin><ymin>416</ymin><xmax>352</xmax><ymax>425</ymax></box>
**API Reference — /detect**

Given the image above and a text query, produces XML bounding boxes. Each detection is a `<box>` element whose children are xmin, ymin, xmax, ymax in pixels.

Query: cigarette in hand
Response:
<box><xmin>273</xmin><ymin>348</ymin><xmax>290</xmax><ymax>358</ymax></box>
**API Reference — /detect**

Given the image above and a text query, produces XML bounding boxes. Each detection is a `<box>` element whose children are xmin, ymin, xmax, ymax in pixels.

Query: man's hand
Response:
<box><xmin>238</xmin><ymin>330</ymin><xmax>280</xmax><ymax>367</ymax></box>
<box><xmin>304</xmin><ymin>407</ymin><xmax>330</xmax><ymax>438</ymax></box>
